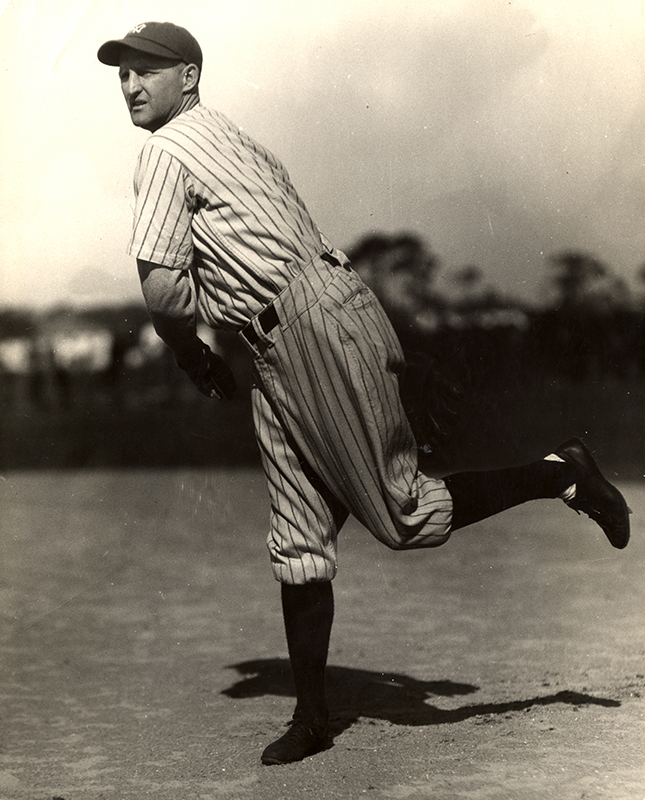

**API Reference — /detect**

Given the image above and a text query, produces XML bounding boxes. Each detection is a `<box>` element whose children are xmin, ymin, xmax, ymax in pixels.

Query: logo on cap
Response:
<box><xmin>129</xmin><ymin>23</ymin><xmax>147</xmax><ymax>34</ymax></box>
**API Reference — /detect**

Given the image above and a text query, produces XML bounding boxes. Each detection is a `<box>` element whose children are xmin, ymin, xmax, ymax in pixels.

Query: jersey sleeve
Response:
<box><xmin>128</xmin><ymin>140</ymin><xmax>194</xmax><ymax>270</ymax></box>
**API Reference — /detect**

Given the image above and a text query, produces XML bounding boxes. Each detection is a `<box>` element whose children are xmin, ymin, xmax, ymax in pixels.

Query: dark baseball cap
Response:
<box><xmin>97</xmin><ymin>22</ymin><xmax>202</xmax><ymax>69</ymax></box>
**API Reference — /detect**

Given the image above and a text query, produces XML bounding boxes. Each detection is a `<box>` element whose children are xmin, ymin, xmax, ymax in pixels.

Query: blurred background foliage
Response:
<box><xmin>1</xmin><ymin>233</ymin><xmax>644</xmax><ymax>475</ymax></box>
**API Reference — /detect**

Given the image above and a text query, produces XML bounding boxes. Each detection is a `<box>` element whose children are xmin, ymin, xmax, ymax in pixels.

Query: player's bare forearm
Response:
<box><xmin>137</xmin><ymin>259</ymin><xmax>200</xmax><ymax>362</ymax></box>
<box><xmin>137</xmin><ymin>259</ymin><xmax>236</xmax><ymax>400</ymax></box>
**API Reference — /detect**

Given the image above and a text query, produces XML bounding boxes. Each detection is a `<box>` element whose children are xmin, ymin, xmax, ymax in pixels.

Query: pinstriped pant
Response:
<box><xmin>243</xmin><ymin>254</ymin><xmax>453</xmax><ymax>585</ymax></box>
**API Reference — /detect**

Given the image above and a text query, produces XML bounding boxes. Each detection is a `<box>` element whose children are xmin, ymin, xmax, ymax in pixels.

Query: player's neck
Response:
<box><xmin>176</xmin><ymin>92</ymin><xmax>200</xmax><ymax>118</ymax></box>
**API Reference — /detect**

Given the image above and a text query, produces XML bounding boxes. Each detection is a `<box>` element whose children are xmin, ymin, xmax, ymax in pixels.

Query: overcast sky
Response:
<box><xmin>1</xmin><ymin>0</ymin><xmax>643</xmax><ymax>309</ymax></box>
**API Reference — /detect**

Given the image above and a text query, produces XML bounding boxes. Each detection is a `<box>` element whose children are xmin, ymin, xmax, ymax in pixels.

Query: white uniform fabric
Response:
<box><xmin>245</xmin><ymin>253</ymin><xmax>452</xmax><ymax>585</ymax></box>
<box><xmin>128</xmin><ymin>105</ymin><xmax>453</xmax><ymax>585</ymax></box>
<box><xmin>128</xmin><ymin>105</ymin><xmax>327</xmax><ymax>330</ymax></box>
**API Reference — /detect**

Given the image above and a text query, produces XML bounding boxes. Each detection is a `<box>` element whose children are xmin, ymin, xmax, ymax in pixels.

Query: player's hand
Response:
<box><xmin>180</xmin><ymin>341</ymin><xmax>237</xmax><ymax>400</ymax></box>
<box><xmin>193</xmin><ymin>349</ymin><xmax>237</xmax><ymax>400</ymax></box>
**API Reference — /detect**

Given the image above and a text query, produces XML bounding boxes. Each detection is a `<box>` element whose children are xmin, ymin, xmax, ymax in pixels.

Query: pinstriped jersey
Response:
<box><xmin>128</xmin><ymin>105</ymin><xmax>328</xmax><ymax>330</ymax></box>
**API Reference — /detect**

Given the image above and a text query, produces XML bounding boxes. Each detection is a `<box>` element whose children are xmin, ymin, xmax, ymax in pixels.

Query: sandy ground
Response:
<box><xmin>0</xmin><ymin>467</ymin><xmax>643</xmax><ymax>800</ymax></box>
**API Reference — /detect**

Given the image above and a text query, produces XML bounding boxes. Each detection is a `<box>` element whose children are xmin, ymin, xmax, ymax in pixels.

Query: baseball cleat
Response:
<box><xmin>555</xmin><ymin>437</ymin><xmax>630</xmax><ymax>549</ymax></box>
<box><xmin>261</xmin><ymin>718</ymin><xmax>328</xmax><ymax>765</ymax></box>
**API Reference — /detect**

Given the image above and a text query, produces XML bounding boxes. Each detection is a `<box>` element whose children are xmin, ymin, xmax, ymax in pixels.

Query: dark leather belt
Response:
<box><xmin>241</xmin><ymin>251</ymin><xmax>342</xmax><ymax>346</ymax></box>
<box><xmin>242</xmin><ymin>304</ymin><xmax>280</xmax><ymax>347</ymax></box>
<box><xmin>320</xmin><ymin>251</ymin><xmax>341</xmax><ymax>268</ymax></box>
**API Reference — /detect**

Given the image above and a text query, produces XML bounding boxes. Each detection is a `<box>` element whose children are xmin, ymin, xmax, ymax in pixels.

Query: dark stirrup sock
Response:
<box><xmin>281</xmin><ymin>581</ymin><xmax>334</xmax><ymax>727</ymax></box>
<box><xmin>443</xmin><ymin>458</ymin><xmax>577</xmax><ymax>531</ymax></box>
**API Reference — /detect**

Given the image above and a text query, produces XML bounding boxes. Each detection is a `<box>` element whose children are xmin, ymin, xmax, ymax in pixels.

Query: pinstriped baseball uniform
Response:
<box><xmin>129</xmin><ymin>104</ymin><xmax>453</xmax><ymax>584</ymax></box>
<box><xmin>129</xmin><ymin>105</ymin><xmax>328</xmax><ymax>330</ymax></box>
<box><xmin>251</xmin><ymin>255</ymin><xmax>452</xmax><ymax>584</ymax></box>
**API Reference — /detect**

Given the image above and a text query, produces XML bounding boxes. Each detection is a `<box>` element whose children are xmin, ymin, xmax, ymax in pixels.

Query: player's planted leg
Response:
<box><xmin>261</xmin><ymin>581</ymin><xmax>333</xmax><ymax>765</ymax></box>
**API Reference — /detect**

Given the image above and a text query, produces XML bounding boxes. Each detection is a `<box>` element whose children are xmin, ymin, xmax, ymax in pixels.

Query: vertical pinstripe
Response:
<box><xmin>246</xmin><ymin>255</ymin><xmax>453</xmax><ymax>585</ymax></box>
<box><xmin>128</xmin><ymin>104</ymin><xmax>452</xmax><ymax>585</ymax></box>
<box><xmin>129</xmin><ymin>105</ymin><xmax>328</xmax><ymax>330</ymax></box>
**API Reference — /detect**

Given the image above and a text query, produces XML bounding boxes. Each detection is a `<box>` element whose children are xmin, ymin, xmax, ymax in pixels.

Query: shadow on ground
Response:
<box><xmin>223</xmin><ymin>658</ymin><xmax>621</xmax><ymax>737</ymax></box>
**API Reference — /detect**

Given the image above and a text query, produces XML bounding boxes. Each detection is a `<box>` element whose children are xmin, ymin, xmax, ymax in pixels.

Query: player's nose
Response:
<box><xmin>122</xmin><ymin>71</ymin><xmax>143</xmax><ymax>97</ymax></box>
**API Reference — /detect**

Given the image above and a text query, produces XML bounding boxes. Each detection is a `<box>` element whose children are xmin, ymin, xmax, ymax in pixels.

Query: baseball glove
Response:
<box><xmin>179</xmin><ymin>340</ymin><xmax>237</xmax><ymax>400</ymax></box>
<box><xmin>399</xmin><ymin>350</ymin><xmax>464</xmax><ymax>453</ymax></box>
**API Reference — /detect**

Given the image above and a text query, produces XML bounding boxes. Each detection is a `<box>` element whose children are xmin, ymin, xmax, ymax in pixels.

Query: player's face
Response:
<box><xmin>119</xmin><ymin>51</ymin><xmax>188</xmax><ymax>132</ymax></box>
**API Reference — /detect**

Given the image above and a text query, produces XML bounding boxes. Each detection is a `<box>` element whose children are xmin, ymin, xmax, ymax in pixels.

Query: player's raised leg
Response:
<box><xmin>444</xmin><ymin>438</ymin><xmax>630</xmax><ymax>548</ymax></box>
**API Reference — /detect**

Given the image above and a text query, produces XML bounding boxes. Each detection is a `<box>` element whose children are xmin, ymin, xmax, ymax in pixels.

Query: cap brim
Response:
<box><xmin>97</xmin><ymin>38</ymin><xmax>183</xmax><ymax>66</ymax></box>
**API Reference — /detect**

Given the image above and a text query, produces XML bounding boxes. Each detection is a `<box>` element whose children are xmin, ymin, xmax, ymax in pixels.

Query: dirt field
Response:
<box><xmin>1</xmin><ymin>467</ymin><xmax>643</xmax><ymax>800</ymax></box>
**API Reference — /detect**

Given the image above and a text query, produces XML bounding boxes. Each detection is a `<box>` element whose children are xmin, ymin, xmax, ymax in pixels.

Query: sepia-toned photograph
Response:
<box><xmin>0</xmin><ymin>1</ymin><xmax>643</xmax><ymax>797</ymax></box>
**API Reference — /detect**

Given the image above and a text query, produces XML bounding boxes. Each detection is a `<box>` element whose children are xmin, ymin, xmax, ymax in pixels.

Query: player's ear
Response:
<box><xmin>183</xmin><ymin>63</ymin><xmax>200</xmax><ymax>93</ymax></box>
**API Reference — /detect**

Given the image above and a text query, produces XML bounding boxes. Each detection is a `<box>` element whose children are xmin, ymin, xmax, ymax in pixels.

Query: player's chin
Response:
<box><xmin>129</xmin><ymin>108</ymin><xmax>157</xmax><ymax>131</ymax></box>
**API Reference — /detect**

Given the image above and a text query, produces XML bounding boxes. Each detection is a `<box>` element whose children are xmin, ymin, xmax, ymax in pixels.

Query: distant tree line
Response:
<box><xmin>0</xmin><ymin>233</ymin><xmax>644</xmax><ymax>413</ymax></box>
<box><xmin>346</xmin><ymin>234</ymin><xmax>645</xmax><ymax>386</ymax></box>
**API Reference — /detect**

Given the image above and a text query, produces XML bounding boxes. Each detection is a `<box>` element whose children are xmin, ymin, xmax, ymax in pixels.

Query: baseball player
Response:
<box><xmin>97</xmin><ymin>22</ymin><xmax>631</xmax><ymax>766</ymax></box>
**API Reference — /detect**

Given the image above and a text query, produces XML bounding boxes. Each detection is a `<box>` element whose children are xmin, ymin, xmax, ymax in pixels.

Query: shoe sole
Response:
<box><xmin>261</xmin><ymin>728</ymin><xmax>328</xmax><ymax>766</ymax></box>
<box><xmin>261</xmin><ymin>745</ymin><xmax>324</xmax><ymax>766</ymax></box>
